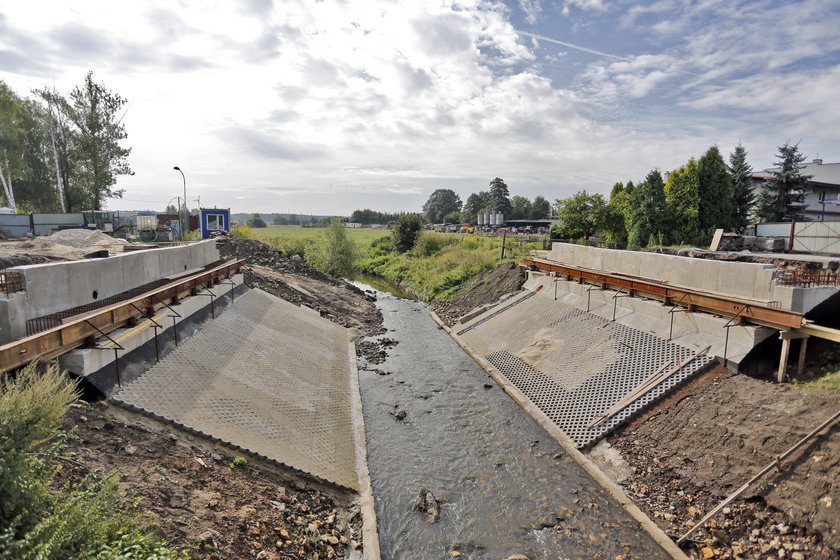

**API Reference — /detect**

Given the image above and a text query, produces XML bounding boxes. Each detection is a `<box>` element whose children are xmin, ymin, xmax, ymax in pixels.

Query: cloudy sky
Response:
<box><xmin>1</xmin><ymin>0</ymin><xmax>839</xmax><ymax>215</ymax></box>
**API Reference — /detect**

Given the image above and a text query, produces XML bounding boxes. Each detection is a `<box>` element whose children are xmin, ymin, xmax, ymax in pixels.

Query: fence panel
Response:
<box><xmin>32</xmin><ymin>213</ymin><xmax>85</xmax><ymax>235</ymax></box>
<box><xmin>0</xmin><ymin>214</ymin><xmax>32</xmax><ymax>237</ymax></box>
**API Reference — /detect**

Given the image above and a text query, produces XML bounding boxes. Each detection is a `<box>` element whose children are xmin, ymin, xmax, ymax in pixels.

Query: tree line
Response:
<box><xmin>554</xmin><ymin>142</ymin><xmax>812</xmax><ymax>249</ymax></box>
<box><xmin>421</xmin><ymin>178</ymin><xmax>552</xmax><ymax>224</ymax></box>
<box><xmin>0</xmin><ymin>73</ymin><xmax>132</xmax><ymax>213</ymax></box>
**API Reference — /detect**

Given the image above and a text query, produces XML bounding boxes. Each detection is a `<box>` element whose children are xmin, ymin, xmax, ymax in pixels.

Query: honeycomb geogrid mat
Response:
<box><xmin>113</xmin><ymin>289</ymin><xmax>358</xmax><ymax>490</ymax></box>
<box><xmin>457</xmin><ymin>293</ymin><xmax>713</xmax><ymax>448</ymax></box>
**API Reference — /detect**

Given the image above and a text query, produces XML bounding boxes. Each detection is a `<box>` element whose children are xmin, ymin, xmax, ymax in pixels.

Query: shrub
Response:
<box><xmin>392</xmin><ymin>214</ymin><xmax>422</xmax><ymax>253</ymax></box>
<box><xmin>308</xmin><ymin>218</ymin><xmax>356</xmax><ymax>277</ymax></box>
<box><xmin>0</xmin><ymin>364</ymin><xmax>186</xmax><ymax>560</ymax></box>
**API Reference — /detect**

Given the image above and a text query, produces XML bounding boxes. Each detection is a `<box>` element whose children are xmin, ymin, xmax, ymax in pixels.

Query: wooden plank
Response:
<box><xmin>778</xmin><ymin>337</ymin><xmax>791</xmax><ymax>383</ymax></box>
<box><xmin>588</xmin><ymin>346</ymin><xmax>710</xmax><ymax>429</ymax></box>
<box><xmin>709</xmin><ymin>228</ymin><xmax>724</xmax><ymax>251</ymax></box>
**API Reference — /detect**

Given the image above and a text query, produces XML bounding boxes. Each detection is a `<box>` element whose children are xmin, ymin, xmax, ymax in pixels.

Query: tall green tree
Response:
<box><xmin>554</xmin><ymin>190</ymin><xmax>608</xmax><ymax>239</ymax></box>
<box><xmin>530</xmin><ymin>195</ymin><xmax>551</xmax><ymax>219</ymax></box>
<box><xmin>422</xmin><ymin>188</ymin><xmax>462</xmax><ymax>223</ymax></box>
<box><xmin>627</xmin><ymin>170</ymin><xmax>667</xmax><ymax>249</ymax></box>
<box><xmin>698</xmin><ymin>146</ymin><xmax>732</xmax><ymax>241</ymax></box>
<box><xmin>392</xmin><ymin>213</ymin><xmax>422</xmax><ymax>252</ymax></box>
<box><xmin>728</xmin><ymin>142</ymin><xmax>755</xmax><ymax>233</ymax></box>
<box><xmin>510</xmin><ymin>195</ymin><xmax>532</xmax><ymax>219</ymax></box>
<box><xmin>35</xmin><ymin>87</ymin><xmax>77</xmax><ymax>212</ymax></box>
<box><xmin>665</xmin><ymin>158</ymin><xmax>701</xmax><ymax>245</ymax></box>
<box><xmin>462</xmin><ymin>191</ymin><xmax>491</xmax><ymax>223</ymax></box>
<box><xmin>55</xmin><ymin>72</ymin><xmax>133</xmax><ymax>210</ymax></box>
<box><xmin>0</xmin><ymin>81</ymin><xmax>27</xmax><ymax>209</ymax></box>
<box><xmin>14</xmin><ymin>98</ymin><xmax>60</xmax><ymax>212</ymax></box>
<box><xmin>756</xmin><ymin>142</ymin><xmax>811</xmax><ymax>222</ymax></box>
<box><xmin>488</xmin><ymin>177</ymin><xmax>512</xmax><ymax>216</ymax></box>
<box><xmin>603</xmin><ymin>182</ymin><xmax>630</xmax><ymax>243</ymax></box>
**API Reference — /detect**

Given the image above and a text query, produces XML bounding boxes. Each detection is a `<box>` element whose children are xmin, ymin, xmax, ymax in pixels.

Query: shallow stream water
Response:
<box><xmin>356</xmin><ymin>286</ymin><xmax>670</xmax><ymax>559</ymax></box>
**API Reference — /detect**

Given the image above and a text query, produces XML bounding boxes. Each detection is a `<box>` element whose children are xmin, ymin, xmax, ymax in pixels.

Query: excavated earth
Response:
<box><xmin>57</xmin><ymin>402</ymin><xmax>359</xmax><ymax>560</ymax></box>
<box><xmin>607</xmin><ymin>365</ymin><xmax>839</xmax><ymax>560</ymax></box>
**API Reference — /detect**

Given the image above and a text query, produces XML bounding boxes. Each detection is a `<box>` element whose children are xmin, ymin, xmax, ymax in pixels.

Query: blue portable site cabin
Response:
<box><xmin>200</xmin><ymin>208</ymin><xmax>230</xmax><ymax>239</ymax></box>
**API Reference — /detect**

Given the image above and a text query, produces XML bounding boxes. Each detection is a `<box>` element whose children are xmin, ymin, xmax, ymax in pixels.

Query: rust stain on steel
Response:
<box><xmin>0</xmin><ymin>258</ymin><xmax>244</xmax><ymax>372</ymax></box>
<box><xmin>522</xmin><ymin>257</ymin><xmax>805</xmax><ymax>330</ymax></box>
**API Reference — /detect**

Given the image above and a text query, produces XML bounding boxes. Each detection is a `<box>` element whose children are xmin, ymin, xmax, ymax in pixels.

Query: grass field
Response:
<box><xmin>241</xmin><ymin>224</ymin><xmax>391</xmax><ymax>245</ymax></box>
<box><xmin>236</xmin><ymin>224</ymin><xmax>547</xmax><ymax>301</ymax></box>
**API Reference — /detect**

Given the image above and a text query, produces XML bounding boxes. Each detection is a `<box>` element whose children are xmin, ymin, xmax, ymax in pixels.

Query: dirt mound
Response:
<box><xmin>0</xmin><ymin>229</ymin><xmax>126</xmax><ymax>262</ymax></box>
<box><xmin>431</xmin><ymin>260</ymin><xmax>526</xmax><ymax>326</ymax></box>
<box><xmin>0</xmin><ymin>253</ymin><xmax>66</xmax><ymax>268</ymax></box>
<box><xmin>58</xmin><ymin>402</ymin><xmax>358</xmax><ymax>559</ymax></box>
<box><xmin>218</xmin><ymin>237</ymin><xmax>383</xmax><ymax>338</ymax></box>
<box><xmin>608</xmin><ymin>365</ymin><xmax>839</xmax><ymax>558</ymax></box>
<box><xmin>48</xmin><ymin>228</ymin><xmax>122</xmax><ymax>248</ymax></box>
<box><xmin>218</xmin><ymin>237</ymin><xmax>334</xmax><ymax>283</ymax></box>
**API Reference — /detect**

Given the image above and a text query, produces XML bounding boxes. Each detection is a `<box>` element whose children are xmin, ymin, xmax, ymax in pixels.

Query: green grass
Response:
<box><xmin>235</xmin><ymin>225</ymin><xmax>546</xmax><ymax>302</ymax></box>
<box><xmin>798</xmin><ymin>367</ymin><xmax>840</xmax><ymax>393</ymax></box>
<box><xmin>243</xmin><ymin>224</ymin><xmax>390</xmax><ymax>245</ymax></box>
<box><xmin>359</xmin><ymin>232</ymin><xmax>542</xmax><ymax>301</ymax></box>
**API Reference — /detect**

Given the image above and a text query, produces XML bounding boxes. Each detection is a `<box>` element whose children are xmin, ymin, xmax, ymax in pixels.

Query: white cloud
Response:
<box><xmin>519</xmin><ymin>0</ymin><xmax>543</xmax><ymax>24</ymax></box>
<box><xmin>0</xmin><ymin>0</ymin><xmax>837</xmax><ymax>213</ymax></box>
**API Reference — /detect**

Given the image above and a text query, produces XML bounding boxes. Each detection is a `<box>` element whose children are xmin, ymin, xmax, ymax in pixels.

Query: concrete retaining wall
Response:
<box><xmin>524</xmin><ymin>273</ymin><xmax>775</xmax><ymax>367</ymax></box>
<box><xmin>548</xmin><ymin>243</ymin><xmax>779</xmax><ymax>302</ymax></box>
<box><xmin>0</xmin><ymin>240</ymin><xmax>219</xmax><ymax>344</ymax></box>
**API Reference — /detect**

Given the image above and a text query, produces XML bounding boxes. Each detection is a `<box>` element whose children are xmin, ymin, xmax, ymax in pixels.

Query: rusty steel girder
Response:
<box><xmin>522</xmin><ymin>257</ymin><xmax>805</xmax><ymax>330</ymax></box>
<box><xmin>0</xmin><ymin>258</ymin><xmax>245</xmax><ymax>372</ymax></box>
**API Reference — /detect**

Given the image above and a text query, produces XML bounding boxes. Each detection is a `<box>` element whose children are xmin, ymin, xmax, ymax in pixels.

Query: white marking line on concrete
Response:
<box><xmin>346</xmin><ymin>340</ymin><xmax>381</xmax><ymax>560</ymax></box>
<box><xmin>430</xmin><ymin>310</ymin><xmax>690</xmax><ymax>560</ymax></box>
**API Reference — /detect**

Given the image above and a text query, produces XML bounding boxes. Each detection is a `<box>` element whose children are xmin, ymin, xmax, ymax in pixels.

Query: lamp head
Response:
<box><xmin>173</xmin><ymin>166</ymin><xmax>180</xmax><ymax>171</ymax></box>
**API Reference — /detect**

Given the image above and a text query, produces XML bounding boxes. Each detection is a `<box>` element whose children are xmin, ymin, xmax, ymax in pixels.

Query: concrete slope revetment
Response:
<box><xmin>454</xmin><ymin>289</ymin><xmax>714</xmax><ymax>448</ymax></box>
<box><xmin>113</xmin><ymin>288</ymin><xmax>359</xmax><ymax>490</ymax></box>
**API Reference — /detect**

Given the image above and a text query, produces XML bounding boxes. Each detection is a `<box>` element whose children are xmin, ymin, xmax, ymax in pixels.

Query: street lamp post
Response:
<box><xmin>173</xmin><ymin>166</ymin><xmax>186</xmax><ymax>239</ymax></box>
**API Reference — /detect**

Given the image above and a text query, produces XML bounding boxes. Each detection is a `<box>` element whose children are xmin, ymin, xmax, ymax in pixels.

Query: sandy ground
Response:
<box><xmin>1</xmin><ymin>228</ymin><xmax>128</xmax><ymax>263</ymax></box>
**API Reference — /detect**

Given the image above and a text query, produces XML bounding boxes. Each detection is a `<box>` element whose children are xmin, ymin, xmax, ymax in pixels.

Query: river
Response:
<box><xmin>355</xmin><ymin>284</ymin><xmax>670</xmax><ymax>560</ymax></box>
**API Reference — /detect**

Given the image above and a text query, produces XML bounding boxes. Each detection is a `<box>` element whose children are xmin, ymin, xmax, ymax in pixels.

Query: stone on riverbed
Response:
<box><xmin>414</xmin><ymin>488</ymin><xmax>440</xmax><ymax>523</ymax></box>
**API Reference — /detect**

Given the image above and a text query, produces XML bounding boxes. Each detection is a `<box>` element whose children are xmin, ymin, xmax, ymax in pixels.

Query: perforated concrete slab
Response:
<box><xmin>113</xmin><ymin>289</ymin><xmax>358</xmax><ymax>490</ymax></box>
<box><xmin>457</xmin><ymin>292</ymin><xmax>713</xmax><ymax>448</ymax></box>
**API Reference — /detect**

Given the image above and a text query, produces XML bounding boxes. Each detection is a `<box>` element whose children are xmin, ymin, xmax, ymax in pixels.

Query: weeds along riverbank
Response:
<box><xmin>235</xmin><ymin>223</ymin><xmax>543</xmax><ymax>301</ymax></box>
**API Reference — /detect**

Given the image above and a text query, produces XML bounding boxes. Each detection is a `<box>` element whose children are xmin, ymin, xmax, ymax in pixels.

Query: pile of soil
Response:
<box><xmin>0</xmin><ymin>228</ymin><xmax>127</xmax><ymax>261</ymax></box>
<box><xmin>0</xmin><ymin>253</ymin><xmax>66</xmax><ymax>269</ymax></box>
<box><xmin>606</xmin><ymin>365</ymin><xmax>839</xmax><ymax>559</ymax></box>
<box><xmin>57</xmin><ymin>402</ymin><xmax>359</xmax><ymax>559</ymax></box>
<box><xmin>430</xmin><ymin>260</ymin><xmax>526</xmax><ymax>326</ymax></box>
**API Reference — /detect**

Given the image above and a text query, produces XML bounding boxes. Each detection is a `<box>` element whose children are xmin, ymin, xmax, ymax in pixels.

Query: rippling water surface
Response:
<box><xmin>357</xmin><ymin>288</ymin><xmax>669</xmax><ymax>560</ymax></box>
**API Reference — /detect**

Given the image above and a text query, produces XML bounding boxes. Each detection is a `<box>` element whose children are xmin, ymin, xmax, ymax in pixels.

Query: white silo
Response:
<box><xmin>477</xmin><ymin>213</ymin><xmax>485</xmax><ymax>226</ymax></box>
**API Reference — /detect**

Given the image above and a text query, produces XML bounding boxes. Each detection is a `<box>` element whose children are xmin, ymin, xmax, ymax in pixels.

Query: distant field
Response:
<box><xmin>242</xmin><ymin>224</ymin><xmax>391</xmax><ymax>246</ymax></box>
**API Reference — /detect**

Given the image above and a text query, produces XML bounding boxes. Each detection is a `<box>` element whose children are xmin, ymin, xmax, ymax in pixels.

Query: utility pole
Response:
<box><xmin>173</xmin><ymin>166</ymin><xmax>187</xmax><ymax>238</ymax></box>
